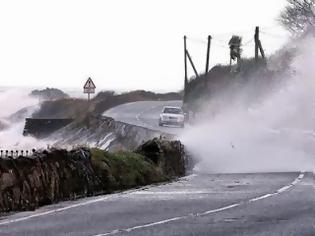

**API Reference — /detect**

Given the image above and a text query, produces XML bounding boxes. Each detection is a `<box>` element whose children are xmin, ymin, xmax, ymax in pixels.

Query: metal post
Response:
<box><xmin>205</xmin><ymin>35</ymin><xmax>212</xmax><ymax>74</ymax></box>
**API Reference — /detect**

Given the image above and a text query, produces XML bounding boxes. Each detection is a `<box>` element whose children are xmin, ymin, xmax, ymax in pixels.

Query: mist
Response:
<box><xmin>0</xmin><ymin>89</ymin><xmax>47</xmax><ymax>150</ymax></box>
<box><xmin>181</xmin><ymin>36</ymin><xmax>315</xmax><ymax>173</ymax></box>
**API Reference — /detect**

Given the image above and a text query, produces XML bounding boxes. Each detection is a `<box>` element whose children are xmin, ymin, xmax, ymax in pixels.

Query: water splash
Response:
<box><xmin>181</xmin><ymin>37</ymin><xmax>315</xmax><ymax>173</ymax></box>
<box><xmin>0</xmin><ymin>89</ymin><xmax>47</xmax><ymax>150</ymax></box>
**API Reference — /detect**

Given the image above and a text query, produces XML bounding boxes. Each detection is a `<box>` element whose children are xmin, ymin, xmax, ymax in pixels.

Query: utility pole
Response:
<box><xmin>186</xmin><ymin>50</ymin><xmax>199</xmax><ymax>78</ymax></box>
<box><xmin>184</xmin><ymin>35</ymin><xmax>188</xmax><ymax>100</ymax></box>
<box><xmin>254</xmin><ymin>26</ymin><xmax>266</xmax><ymax>64</ymax></box>
<box><xmin>205</xmin><ymin>35</ymin><xmax>212</xmax><ymax>74</ymax></box>
<box><xmin>255</xmin><ymin>26</ymin><xmax>259</xmax><ymax>62</ymax></box>
<box><xmin>258</xmin><ymin>40</ymin><xmax>266</xmax><ymax>61</ymax></box>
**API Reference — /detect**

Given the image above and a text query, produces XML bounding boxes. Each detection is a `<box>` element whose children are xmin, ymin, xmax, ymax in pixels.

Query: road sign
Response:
<box><xmin>84</xmin><ymin>77</ymin><xmax>96</xmax><ymax>94</ymax></box>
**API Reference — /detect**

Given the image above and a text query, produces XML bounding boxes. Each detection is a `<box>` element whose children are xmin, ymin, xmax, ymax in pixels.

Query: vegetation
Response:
<box><xmin>184</xmin><ymin>56</ymin><xmax>280</xmax><ymax>113</ymax></box>
<box><xmin>229</xmin><ymin>36</ymin><xmax>242</xmax><ymax>60</ymax></box>
<box><xmin>280</xmin><ymin>0</ymin><xmax>315</xmax><ymax>36</ymax></box>
<box><xmin>32</xmin><ymin>98</ymin><xmax>90</xmax><ymax>119</ymax></box>
<box><xmin>184</xmin><ymin>1</ymin><xmax>314</xmax><ymax>113</ymax></box>
<box><xmin>30</xmin><ymin>87</ymin><xmax>69</xmax><ymax>100</ymax></box>
<box><xmin>90</xmin><ymin>148</ymin><xmax>167</xmax><ymax>191</ymax></box>
<box><xmin>32</xmin><ymin>90</ymin><xmax>182</xmax><ymax>124</ymax></box>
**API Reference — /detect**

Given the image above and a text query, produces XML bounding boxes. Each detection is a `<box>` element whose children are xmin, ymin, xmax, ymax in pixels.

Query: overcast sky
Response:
<box><xmin>0</xmin><ymin>0</ymin><xmax>289</xmax><ymax>92</ymax></box>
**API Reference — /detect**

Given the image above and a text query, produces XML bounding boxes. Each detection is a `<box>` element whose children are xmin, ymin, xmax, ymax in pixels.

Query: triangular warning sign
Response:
<box><xmin>84</xmin><ymin>77</ymin><xmax>96</xmax><ymax>89</ymax></box>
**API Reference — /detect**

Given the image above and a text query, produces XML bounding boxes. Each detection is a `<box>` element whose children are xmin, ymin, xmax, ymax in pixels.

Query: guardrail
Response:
<box><xmin>0</xmin><ymin>149</ymin><xmax>36</xmax><ymax>158</ymax></box>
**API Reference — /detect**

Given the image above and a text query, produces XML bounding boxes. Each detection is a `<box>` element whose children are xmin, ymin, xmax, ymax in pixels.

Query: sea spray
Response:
<box><xmin>0</xmin><ymin>89</ymin><xmax>47</xmax><ymax>150</ymax></box>
<box><xmin>180</xmin><ymin>37</ymin><xmax>315</xmax><ymax>173</ymax></box>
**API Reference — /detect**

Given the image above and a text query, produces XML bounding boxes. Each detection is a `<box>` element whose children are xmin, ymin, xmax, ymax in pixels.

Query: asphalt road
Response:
<box><xmin>103</xmin><ymin>100</ymin><xmax>184</xmax><ymax>135</ymax></box>
<box><xmin>1</xmin><ymin>101</ymin><xmax>315</xmax><ymax>236</ymax></box>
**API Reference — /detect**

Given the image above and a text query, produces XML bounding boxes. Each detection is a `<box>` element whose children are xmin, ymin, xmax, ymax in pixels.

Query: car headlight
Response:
<box><xmin>178</xmin><ymin>116</ymin><xmax>184</xmax><ymax>122</ymax></box>
<box><xmin>160</xmin><ymin>115</ymin><xmax>167</xmax><ymax>120</ymax></box>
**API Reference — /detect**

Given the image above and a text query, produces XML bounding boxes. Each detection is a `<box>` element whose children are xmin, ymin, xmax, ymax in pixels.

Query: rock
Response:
<box><xmin>0</xmin><ymin>148</ymin><xmax>101</xmax><ymax>212</ymax></box>
<box><xmin>135</xmin><ymin>138</ymin><xmax>186</xmax><ymax>178</ymax></box>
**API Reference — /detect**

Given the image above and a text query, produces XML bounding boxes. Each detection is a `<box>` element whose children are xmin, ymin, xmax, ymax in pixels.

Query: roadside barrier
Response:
<box><xmin>0</xmin><ymin>149</ymin><xmax>36</xmax><ymax>158</ymax></box>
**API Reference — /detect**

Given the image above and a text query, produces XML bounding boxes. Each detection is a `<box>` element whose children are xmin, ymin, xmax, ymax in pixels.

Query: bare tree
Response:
<box><xmin>229</xmin><ymin>35</ymin><xmax>242</xmax><ymax>69</ymax></box>
<box><xmin>280</xmin><ymin>0</ymin><xmax>315</xmax><ymax>36</ymax></box>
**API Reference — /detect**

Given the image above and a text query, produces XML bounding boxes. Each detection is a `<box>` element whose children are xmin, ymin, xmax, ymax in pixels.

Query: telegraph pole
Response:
<box><xmin>186</xmin><ymin>50</ymin><xmax>199</xmax><ymax>78</ymax></box>
<box><xmin>184</xmin><ymin>35</ymin><xmax>188</xmax><ymax>99</ymax></box>
<box><xmin>255</xmin><ymin>26</ymin><xmax>259</xmax><ymax>62</ymax></box>
<box><xmin>205</xmin><ymin>35</ymin><xmax>212</xmax><ymax>74</ymax></box>
<box><xmin>254</xmin><ymin>26</ymin><xmax>266</xmax><ymax>64</ymax></box>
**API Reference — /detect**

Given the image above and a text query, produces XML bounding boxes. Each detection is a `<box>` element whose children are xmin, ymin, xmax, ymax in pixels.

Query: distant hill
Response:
<box><xmin>0</xmin><ymin>119</ymin><xmax>9</xmax><ymax>131</ymax></box>
<box><xmin>30</xmin><ymin>88</ymin><xmax>69</xmax><ymax>100</ymax></box>
<box><xmin>32</xmin><ymin>90</ymin><xmax>182</xmax><ymax>120</ymax></box>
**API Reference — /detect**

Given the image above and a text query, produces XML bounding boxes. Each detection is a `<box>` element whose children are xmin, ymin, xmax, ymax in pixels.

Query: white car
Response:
<box><xmin>159</xmin><ymin>106</ymin><xmax>185</xmax><ymax>128</ymax></box>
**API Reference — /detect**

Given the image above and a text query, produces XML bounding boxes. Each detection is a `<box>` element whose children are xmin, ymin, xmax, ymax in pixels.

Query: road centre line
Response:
<box><xmin>92</xmin><ymin>172</ymin><xmax>305</xmax><ymax>236</ymax></box>
<box><xmin>0</xmin><ymin>174</ymin><xmax>196</xmax><ymax>226</ymax></box>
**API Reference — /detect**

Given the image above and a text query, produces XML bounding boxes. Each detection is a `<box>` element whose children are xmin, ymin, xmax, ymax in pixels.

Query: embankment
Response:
<box><xmin>49</xmin><ymin>116</ymin><xmax>173</xmax><ymax>151</ymax></box>
<box><xmin>0</xmin><ymin>138</ymin><xmax>185</xmax><ymax>213</ymax></box>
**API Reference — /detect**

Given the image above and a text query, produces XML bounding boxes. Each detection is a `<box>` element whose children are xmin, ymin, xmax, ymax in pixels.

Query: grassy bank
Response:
<box><xmin>91</xmin><ymin>149</ymin><xmax>167</xmax><ymax>192</ymax></box>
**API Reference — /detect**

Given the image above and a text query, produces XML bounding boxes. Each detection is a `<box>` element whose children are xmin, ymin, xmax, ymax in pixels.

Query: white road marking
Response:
<box><xmin>248</xmin><ymin>193</ymin><xmax>273</xmax><ymax>202</ymax></box>
<box><xmin>92</xmin><ymin>172</ymin><xmax>305</xmax><ymax>236</ymax></box>
<box><xmin>0</xmin><ymin>195</ymin><xmax>115</xmax><ymax>226</ymax></box>
<box><xmin>130</xmin><ymin>191</ymin><xmax>219</xmax><ymax>195</ymax></box>
<box><xmin>249</xmin><ymin>172</ymin><xmax>305</xmax><ymax>201</ymax></box>
<box><xmin>0</xmin><ymin>174</ymin><xmax>197</xmax><ymax>226</ymax></box>
<box><xmin>197</xmin><ymin>203</ymin><xmax>241</xmax><ymax>216</ymax></box>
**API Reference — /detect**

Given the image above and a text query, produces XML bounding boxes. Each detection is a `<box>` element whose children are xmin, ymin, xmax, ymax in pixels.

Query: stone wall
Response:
<box><xmin>0</xmin><ymin>138</ymin><xmax>185</xmax><ymax>213</ymax></box>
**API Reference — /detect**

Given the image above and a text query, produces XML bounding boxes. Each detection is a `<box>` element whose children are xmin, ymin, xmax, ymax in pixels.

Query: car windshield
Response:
<box><xmin>163</xmin><ymin>107</ymin><xmax>183</xmax><ymax>114</ymax></box>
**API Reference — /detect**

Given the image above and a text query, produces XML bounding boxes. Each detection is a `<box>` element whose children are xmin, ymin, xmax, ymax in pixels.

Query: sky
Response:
<box><xmin>0</xmin><ymin>0</ymin><xmax>289</xmax><ymax>92</ymax></box>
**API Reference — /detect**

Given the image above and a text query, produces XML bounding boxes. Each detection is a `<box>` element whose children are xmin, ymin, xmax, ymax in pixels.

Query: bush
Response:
<box><xmin>90</xmin><ymin>149</ymin><xmax>166</xmax><ymax>191</ymax></box>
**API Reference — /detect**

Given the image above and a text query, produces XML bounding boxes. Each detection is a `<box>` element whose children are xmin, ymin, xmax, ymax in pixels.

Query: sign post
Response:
<box><xmin>83</xmin><ymin>77</ymin><xmax>96</xmax><ymax>128</ymax></box>
<box><xmin>83</xmin><ymin>77</ymin><xmax>96</xmax><ymax>101</ymax></box>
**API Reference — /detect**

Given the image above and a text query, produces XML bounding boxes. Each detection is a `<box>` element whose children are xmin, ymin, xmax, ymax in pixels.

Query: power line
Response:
<box><xmin>212</xmin><ymin>37</ymin><xmax>227</xmax><ymax>44</ymax></box>
<box><xmin>242</xmin><ymin>38</ymin><xmax>254</xmax><ymax>46</ymax></box>
<box><xmin>211</xmin><ymin>41</ymin><xmax>227</xmax><ymax>48</ymax></box>
<box><xmin>186</xmin><ymin>37</ymin><xmax>207</xmax><ymax>45</ymax></box>
<box><xmin>260</xmin><ymin>30</ymin><xmax>287</xmax><ymax>39</ymax></box>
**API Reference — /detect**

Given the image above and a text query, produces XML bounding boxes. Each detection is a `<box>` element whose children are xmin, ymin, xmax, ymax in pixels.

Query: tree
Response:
<box><xmin>229</xmin><ymin>35</ymin><xmax>242</xmax><ymax>70</ymax></box>
<box><xmin>280</xmin><ymin>0</ymin><xmax>315</xmax><ymax>36</ymax></box>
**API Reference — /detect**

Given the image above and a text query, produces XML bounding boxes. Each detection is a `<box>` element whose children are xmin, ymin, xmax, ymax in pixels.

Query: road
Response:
<box><xmin>103</xmin><ymin>100</ymin><xmax>184</xmax><ymax>135</ymax></box>
<box><xmin>1</xmin><ymin>101</ymin><xmax>315</xmax><ymax>236</ymax></box>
